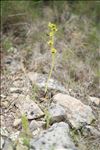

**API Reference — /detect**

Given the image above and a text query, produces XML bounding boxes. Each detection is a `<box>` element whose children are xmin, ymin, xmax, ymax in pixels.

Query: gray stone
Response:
<box><xmin>29</xmin><ymin>120</ymin><xmax>45</xmax><ymax>136</ymax></box>
<box><xmin>89</xmin><ymin>96</ymin><xmax>100</xmax><ymax>106</ymax></box>
<box><xmin>3</xmin><ymin>138</ymin><xmax>13</xmax><ymax>150</ymax></box>
<box><xmin>1</xmin><ymin>101</ymin><xmax>9</xmax><ymax>108</ymax></box>
<box><xmin>0</xmin><ymin>115</ymin><xmax>5</xmax><ymax>128</ymax></box>
<box><xmin>29</xmin><ymin>120</ymin><xmax>45</xmax><ymax>131</ymax></box>
<box><xmin>13</xmin><ymin>119</ymin><xmax>21</xmax><ymax>127</ymax></box>
<box><xmin>30</xmin><ymin>122</ymin><xmax>77</xmax><ymax>150</ymax></box>
<box><xmin>10</xmin><ymin>87</ymin><xmax>22</xmax><ymax>94</ymax></box>
<box><xmin>48</xmin><ymin>103</ymin><xmax>66</xmax><ymax>123</ymax></box>
<box><xmin>8</xmin><ymin>47</ymin><xmax>17</xmax><ymax>53</ymax></box>
<box><xmin>0</xmin><ymin>127</ymin><xmax>9</xmax><ymax>137</ymax></box>
<box><xmin>9</xmin><ymin>131</ymin><xmax>20</xmax><ymax>141</ymax></box>
<box><xmin>53</xmin><ymin>93</ymin><xmax>95</xmax><ymax>129</ymax></box>
<box><xmin>17</xmin><ymin>95</ymin><xmax>44</xmax><ymax>119</ymax></box>
<box><xmin>27</xmin><ymin>72</ymin><xmax>68</xmax><ymax>93</ymax></box>
<box><xmin>0</xmin><ymin>137</ymin><xmax>5</xmax><ymax>149</ymax></box>
<box><xmin>0</xmin><ymin>94</ymin><xmax>6</xmax><ymax>99</ymax></box>
<box><xmin>82</xmin><ymin>125</ymin><xmax>100</xmax><ymax>137</ymax></box>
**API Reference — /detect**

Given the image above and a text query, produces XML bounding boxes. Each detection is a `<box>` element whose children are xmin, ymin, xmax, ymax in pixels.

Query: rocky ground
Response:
<box><xmin>0</xmin><ymin>44</ymin><xmax>100</xmax><ymax>150</ymax></box>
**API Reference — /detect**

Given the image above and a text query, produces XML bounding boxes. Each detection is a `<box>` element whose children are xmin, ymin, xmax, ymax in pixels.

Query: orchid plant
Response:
<box><xmin>45</xmin><ymin>22</ymin><xmax>58</xmax><ymax>93</ymax></box>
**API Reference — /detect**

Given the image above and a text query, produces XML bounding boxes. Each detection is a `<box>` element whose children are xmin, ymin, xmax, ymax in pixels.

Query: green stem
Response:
<box><xmin>45</xmin><ymin>53</ymin><xmax>55</xmax><ymax>93</ymax></box>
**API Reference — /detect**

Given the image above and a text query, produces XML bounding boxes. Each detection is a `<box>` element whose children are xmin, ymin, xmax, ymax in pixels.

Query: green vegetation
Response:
<box><xmin>21</xmin><ymin>114</ymin><xmax>32</xmax><ymax>147</ymax></box>
<box><xmin>1</xmin><ymin>0</ymin><xmax>43</xmax><ymax>25</ymax></box>
<box><xmin>70</xmin><ymin>127</ymin><xmax>100</xmax><ymax>150</ymax></box>
<box><xmin>2</xmin><ymin>37</ymin><xmax>13</xmax><ymax>52</ymax></box>
<box><xmin>70</xmin><ymin>128</ymin><xmax>80</xmax><ymax>144</ymax></box>
<box><xmin>1</xmin><ymin>1</ymin><xmax>100</xmax><ymax>25</ymax></box>
<box><xmin>44</xmin><ymin>109</ymin><xmax>51</xmax><ymax>128</ymax></box>
<box><xmin>31</xmin><ymin>84</ymin><xmax>39</xmax><ymax>101</ymax></box>
<box><xmin>21</xmin><ymin>114</ymin><xmax>30</xmax><ymax>134</ymax></box>
<box><xmin>71</xmin><ymin>1</ymin><xmax>100</xmax><ymax>23</ymax></box>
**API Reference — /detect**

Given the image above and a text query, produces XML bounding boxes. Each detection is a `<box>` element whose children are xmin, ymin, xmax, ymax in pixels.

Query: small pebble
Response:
<box><xmin>0</xmin><ymin>136</ymin><xmax>4</xmax><ymax>149</ymax></box>
<box><xmin>13</xmin><ymin>119</ymin><xmax>21</xmax><ymax>127</ymax></box>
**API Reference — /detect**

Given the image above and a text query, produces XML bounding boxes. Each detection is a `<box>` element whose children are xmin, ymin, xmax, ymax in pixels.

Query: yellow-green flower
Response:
<box><xmin>48</xmin><ymin>40</ymin><xmax>53</xmax><ymax>46</ymax></box>
<box><xmin>48</xmin><ymin>22</ymin><xmax>57</xmax><ymax>30</ymax></box>
<box><xmin>49</xmin><ymin>32</ymin><xmax>54</xmax><ymax>37</ymax></box>
<box><xmin>51</xmin><ymin>48</ymin><xmax>57</xmax><ymax>54</ymax></box>
<box><xmin>51</xmin><ymin>25</ymin><xmax>57</xmax><ymax>30</ymax></box>
<box><xmin>52</xmin><ymin>28</ymin><xmax>57</xmax><ymax>32</ymax></box>
<box><xmin>45</xmin><ymin>22</ymin><xmax>58</xmax><ymax>94</ymax></box>
<box><xmin>48</xmin><ymin>22</ymin><xmax>53</xmax><ymax>28</ymax></box>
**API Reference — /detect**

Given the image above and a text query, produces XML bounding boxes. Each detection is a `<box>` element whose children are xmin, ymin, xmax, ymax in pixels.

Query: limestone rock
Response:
<box><xmin>82</xmin><ymin>125</ymin><xmax>100</xmax><ymax>137</ymax></box>
<box><xmin>17</xmin><ymin>95</ymin><xmax>44</xmax><ymax>119</ymax></box>
<box><xmin>10</xmin><ymin>87</ymin><xmax>22</xmax><ymax>94</ymax></box>
<box><xmin>0</xmin><ymin>127</ymin><xmax>9</xmax><ymax>137</ymax></box>
<box><xmin>27</xmin><ymin>72</ymin><xmax>67</xmax><ymax>93</ymax></box>
<box><xmin>30</xmin><ymin>122</ymin><xmax>77</xmax><ymax>150</ymax></box>
<box><xmin>1</xmin><ymin>101</ymin><xmax>9</xmax><ymax>108</ymax></box>
<box><xmin>48</xmin><ymin>103</ymin><xmax>66</xmax><ymax>123</ymax></box>
<box><xmin>0</xmin><ymin>94</ymin><xmax>6</xmax><ymax>99</ymax></box>
<box><xmin>89</xmin><ymin>96</ymin><xmax>100</xmax><ymax>106</ymax></box>
<box><xmin>13</xmin><ymin>119</ymin><xmax>21</xmax><ymax>127</ymax></box>
<box><xmin>3</xmin><ymin>138</ymin><xmax>13</xmax><ymax>150</ymax></box>
<box><xmin>53</xmin><ymin>93</ymin><xmax>95</xmax><ymax>129</ymax></box>
<box><xmin>29</xmin><ymin>120</ymin><xmax>45</xmax><ymax>136</ymax></box>
<box><xmin>9</xmin><ymin>131</ymin><xmax>20</xmax><ymax>141</ymax></box>
<box><xmin>0</xmin><ymin>137</ymin><xmax>5</xmax><ymax>149</ymax></box>
<box><xmin>29</xmin><ymin>120</ymin><xmax>45</xmax><ymax>132</ymax></box>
